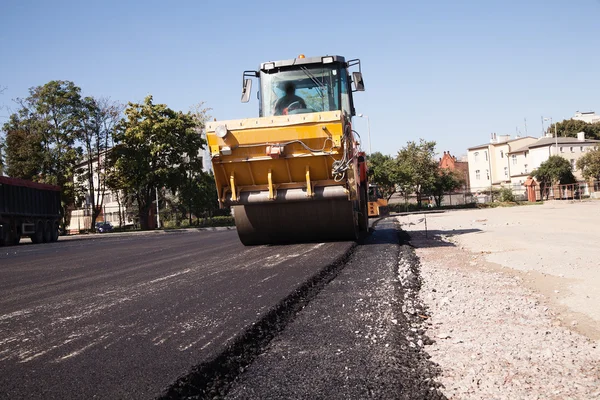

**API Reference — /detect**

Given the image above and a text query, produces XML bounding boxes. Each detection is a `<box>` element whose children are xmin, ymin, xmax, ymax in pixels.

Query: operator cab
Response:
<box><xmin>368</xmin><ymin>184</ymin><xmax>383</xmax><ymax>202</ymax></box>
<box><xmin>241</xmin><ymin>55</ymin><xmax>364</xmax><ymax>118</ymax></box>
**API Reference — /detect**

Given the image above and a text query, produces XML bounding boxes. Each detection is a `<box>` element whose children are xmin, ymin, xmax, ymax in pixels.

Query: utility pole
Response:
<box><xmin>155</xmin><ymin>188</ymin><xmax>161</xmax><ymax>229</ymax></box>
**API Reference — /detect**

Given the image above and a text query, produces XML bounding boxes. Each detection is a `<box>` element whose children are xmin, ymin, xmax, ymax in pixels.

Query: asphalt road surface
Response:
<box><xmin>0</xmin><ymin>230</ymin><xmax>354</xmax><ymax>399</ymax></box>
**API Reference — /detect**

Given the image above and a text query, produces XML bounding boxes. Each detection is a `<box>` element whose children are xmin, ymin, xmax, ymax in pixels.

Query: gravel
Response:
<box><xmin>397</xmin><ymin>211</ymin><xmax>600</xmax><ymax>400</ymax></box>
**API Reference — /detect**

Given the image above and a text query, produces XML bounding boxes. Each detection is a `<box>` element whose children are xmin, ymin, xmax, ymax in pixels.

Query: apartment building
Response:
<box><xmin>508</xmin><ymin>132</ymin><xmax>600</xmax><ymax>187</ymax></box>
<box><xmin>467</xmin><ymin>134</ymin><xmax>537</xmax><ymax>191</ymax></box>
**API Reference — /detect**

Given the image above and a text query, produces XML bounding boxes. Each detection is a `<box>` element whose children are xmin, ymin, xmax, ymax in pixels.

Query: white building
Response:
<box><xmin>467</xmin><ymin>134</ymin><xmax>538</xmax><ymax>191</ymax></box>
<box><xmin>572</xmin><ymin>111</ymin><xmax>600</xmax><ymax>124</ymax></box>
<box><xmin>507</xmin><ymin>132</ymin><xmax>600</xmax><ymax>188</ymax></box>
<box><xmin>67</xmin><ymin>144</ymin><xmax>212</xmax><ymax>233</ymax></box>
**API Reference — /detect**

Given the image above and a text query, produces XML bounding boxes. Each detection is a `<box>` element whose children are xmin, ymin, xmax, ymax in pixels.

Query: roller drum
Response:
<box><xmin>234</xmin><ymin>199</ymin><xmax>358</xmax><ymax>246</ymax></box>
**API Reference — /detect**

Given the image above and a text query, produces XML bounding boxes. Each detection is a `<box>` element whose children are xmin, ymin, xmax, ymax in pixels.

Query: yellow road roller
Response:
<box><xmin>206</xmin><ymin>55</ymin><xmax>369</xmax><ymax>245</ymax></box>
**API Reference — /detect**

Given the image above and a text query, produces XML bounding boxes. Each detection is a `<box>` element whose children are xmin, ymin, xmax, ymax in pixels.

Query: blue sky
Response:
<box><xmin>2</xmin><ymin>0</ymin><xmax>599</xmax><ymax>158</ymax></box>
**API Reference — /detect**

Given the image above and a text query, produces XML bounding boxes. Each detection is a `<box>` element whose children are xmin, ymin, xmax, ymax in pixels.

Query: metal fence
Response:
<box><xmin>389</xmin><ymin>181</ymin><xmax>600</xmax><ymax>207</ymax></box>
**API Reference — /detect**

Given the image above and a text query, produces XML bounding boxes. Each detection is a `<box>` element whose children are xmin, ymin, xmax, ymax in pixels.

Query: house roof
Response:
<box><xmin>508</xmin><ymin>137</ymin><xmax>600</xmax><ymax>153</ymax></box>
<box><xmin>467</xmin><ymin>136</ymin><xmax>536</xmax><ymax>151</ymax></box>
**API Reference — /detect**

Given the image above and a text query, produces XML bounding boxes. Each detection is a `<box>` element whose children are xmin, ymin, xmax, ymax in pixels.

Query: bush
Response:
<box><xmin>499</xmin><ymin>187</ymin><xmax>515</xmax><ymax>202</ymax></box>
<box><xmin>162</xmin><ymin>216</ymin><xmax>235</xmax><ymax>229</ymax></box>
<box><xmin>197</xmin><ymin>216</ymin><xmax>235</xmax><ymax>227</ymax></box>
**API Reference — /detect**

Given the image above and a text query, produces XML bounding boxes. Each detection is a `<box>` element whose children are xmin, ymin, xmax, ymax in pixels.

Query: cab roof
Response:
<box><xmin>260</xmin><ymin>55</ymin><xmax>346</xmax><ymax>71</ymax></box>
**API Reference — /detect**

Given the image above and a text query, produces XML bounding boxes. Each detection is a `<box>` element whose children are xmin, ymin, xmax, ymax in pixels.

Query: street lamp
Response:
<box><xmin>543</xmin><ymin>117</ymin><xmax>558</xmax><ymax>155</ymax></box>
<box><xmin>357</xmin><ymin>113</ymin><xmax>372</xmax><ymax>154</ymax></box>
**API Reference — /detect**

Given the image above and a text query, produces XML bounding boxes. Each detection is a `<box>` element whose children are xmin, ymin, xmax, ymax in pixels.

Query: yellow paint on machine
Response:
<box><xmin>206</xmin><ymin>111</ymin><xmax>348</xmax><ymax>205</ymax></box>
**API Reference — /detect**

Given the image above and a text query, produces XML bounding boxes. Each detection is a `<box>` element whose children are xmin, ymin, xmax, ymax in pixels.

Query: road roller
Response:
<box><xmin>206</xmin><ymin>55</ymin><xmax>369</xmax><ymax>245</ymax></box>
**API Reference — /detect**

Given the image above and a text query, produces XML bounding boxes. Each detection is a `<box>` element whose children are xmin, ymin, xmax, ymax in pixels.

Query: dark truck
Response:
<box><xmin>0</xmin><ymin>176</ymin><xmax>61</xmax><ymax>246</ymax></box>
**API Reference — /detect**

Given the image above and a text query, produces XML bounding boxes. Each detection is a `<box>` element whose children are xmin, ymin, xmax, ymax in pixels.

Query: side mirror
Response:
<box><xmin>241</xmin><ymin>79</ymin><xmax>252</xmax><ymax>103</ymax></box>
<box><xmin>352</xmin><ymin>72</ymin><xmax>365</xmax><ymax>91</ymax></box>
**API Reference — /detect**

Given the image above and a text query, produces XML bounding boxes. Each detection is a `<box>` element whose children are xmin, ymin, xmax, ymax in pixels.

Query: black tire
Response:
<box><xmin>0</xmin><ymin>225</ymin><xmax>10</xmax><ymax>247</ymax></box>
<box><xmin>13</xmin><ymin>227</ymin><xmax>21</xmax><ymax>245</ymax></box>
<box><xmin>31</xmin><ymin>221</ymin><xmax>44</xmax><ymax>244</ymax></box>
<box><xmin>50</xmin><ymin>222</ymin><xmax>59</xmax><ymax>242</ymax></box>
<box><xmin>43</xmin><ymin>221</ymin><xmax>52</xmax><ymax>243</ymax></box>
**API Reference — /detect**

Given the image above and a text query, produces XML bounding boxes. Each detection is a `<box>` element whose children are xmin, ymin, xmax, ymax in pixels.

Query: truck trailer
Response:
<box><xmin>0</xmin><ymin>176</ymin><xmax>61</xmax><ymax>246</ymax></box>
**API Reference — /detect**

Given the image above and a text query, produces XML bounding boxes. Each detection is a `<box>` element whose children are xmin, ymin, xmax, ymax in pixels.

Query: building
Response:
<box><xmin>67</xmin><ymin>142</ymin><xmax>212</xmax><ymax>233</ymax></box>
<box><xmin>439</xmin><ymin>151</ymin><xmax>470</xmax><ymax>190</ymax></box>
<box><xmin>508</xmin><ymin>132</ymin><xmax>600</xmax><ymax>188</ymax></box>
<box><xmin>67</xmin><ymin>151</ymin><xmax>135</xmax><ymax>233</ymax></box>
<box><xmin>467</xmin><ymin>134</ymin><xmax>537</xmax><ymax>192</ymax></box>
<box><xmin>572</xmin><ymin>111</ymin><xmax>600</xmax><ymax>124</ymax></box>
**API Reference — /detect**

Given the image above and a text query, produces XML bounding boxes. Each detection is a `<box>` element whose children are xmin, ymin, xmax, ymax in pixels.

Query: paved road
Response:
<box><xmin>0</xmin><ymin>230</ymin><xmax>353</xmax><ymax>399</ymax></box>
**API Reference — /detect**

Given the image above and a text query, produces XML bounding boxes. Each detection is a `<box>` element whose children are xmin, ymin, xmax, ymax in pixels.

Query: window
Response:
<box><xmin>560</xmin><ymin>147</ymin><xmax>564</xmax><ymax>152</ymax></box>
<box><xmin>474</xmin><ymin>151</ymin><xmax>479</xmax><ymax>162</ymax></box>
<box><xmin>570</xmin><ymin>147</ymin><xmax>574</xmax><ymax>152</ymax></box>
<box><xmin>512</xmin><ymin>154</ymin><xmax>517</xmax><ymax>165</ymax></box>
<box><xmin>475</xmin><ymin>169</ymin><xmax>481</xmax><ymax>180</ymax></box>
<box><xmin>260</xmin><ymin>64</ymin><xmax>341</xmax><ymax>117</ymax></box>
<box><xmin>524</xmin><ymin>164</ymin><xmax>528</xmax><ymax>174</ymax></box>
<box><xmin>500</xmin><ymin>150</ymin><xmax>504</xmax><ymax>158</ymax></box>
<box><xmin>581</xmin><ymin>146</ymin><xmax>584</xmax><ymax>152</ymax></box>
<box><xmin>504</xmin><ymin>167</ymin><xmax>508</xmax><ymax>178</ymax></box>
<box><xmin>570</xmin><ymin>159</ymin><xmax>575</xmax><ymax>169</ymax></box>
<box><xmin>524</xmin><ymin>152</ymin><xmax>527</xmax><ymax>158</ymax></box>
<box><xmin>485</xmin><ymin>151</ymin><xmax>488</xmax><ymax>161</ymax></box>
<box><xmin>486</xmin><ymin>169</ymin><xmax>490</xmax><ymax>180</ymax></box>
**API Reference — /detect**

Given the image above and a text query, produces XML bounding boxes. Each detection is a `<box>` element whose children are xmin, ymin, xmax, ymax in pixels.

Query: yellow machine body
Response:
<box><xmin>207</xmin><ymin>111</ymin><xmax>367</xmax><ymax>245</ymax></box>
<box><xmin>367</xmin><ymin>185</ymin><xmax>389</xmax><ymax>217</ymax></box>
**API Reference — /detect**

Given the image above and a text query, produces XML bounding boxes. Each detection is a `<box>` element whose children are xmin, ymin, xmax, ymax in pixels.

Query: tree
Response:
<box><xmin>427</xmin><ymin>169</ymin><xmax>463</xmax><ymax>207</ymax></box>
<box><xmin>111</xmin><ymin>96</ymin><xmax>204</xmax><ymax>230</ymax></box>
<box><xmin>576</xmin><ymin>149</ymin><xmax>600</xmax><ymax>181</ymax></box>
<box><xmin>396</xmin><ymin>140</ymin><xmax>438</xmax><ymax>208</ymax></box>
<box><xmin>78</xmin><ymin>97</ymin><xmax>123</xmax><ymax>231</ymax></box>
<box><xmin>553</xmin><ymin>119</ymin><xmax>600</xmax><ymax>140</ymax></box>
<box><xmin>533</xmin><ymin>155</ymin><xmax>576</xmax><ymax>199</ymax></box>
<box><xmin>2</xmin><ymin>113</ymin><xmax>44</xmax><ymax>179</ymax></box>
<box><xmin>366</xmin><ymin>152</ymin><xmax>400</xmax><ymax>201</ymax></box>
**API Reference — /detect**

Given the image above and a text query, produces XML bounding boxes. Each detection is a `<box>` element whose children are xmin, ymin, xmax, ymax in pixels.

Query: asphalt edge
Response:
<box><xmin>396</xmin><ymin>227</ymin><xmax>447</xmax><ymax>399</ymax></box>
<box><xmin>158</xmin><ymin>241</ymin><xmax>358</xmax><ymax>400</ymax></box>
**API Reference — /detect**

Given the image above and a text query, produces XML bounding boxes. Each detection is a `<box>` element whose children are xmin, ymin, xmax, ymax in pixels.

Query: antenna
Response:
<box><xmin>524</xmin><ymin>118</ymin><xmax>528</xmax><ymax>136</ymax></box>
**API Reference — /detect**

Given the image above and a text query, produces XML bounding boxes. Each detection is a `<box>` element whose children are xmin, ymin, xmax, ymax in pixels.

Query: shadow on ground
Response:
<box><xmin>400</xmin><ymin>228</ymin><xmax>482</xmax><ymax>249</ymax></box>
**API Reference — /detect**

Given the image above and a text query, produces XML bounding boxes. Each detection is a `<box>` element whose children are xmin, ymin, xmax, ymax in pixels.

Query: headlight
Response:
<box><xmin>215</xmin><ymin>125</ymin><xmax>228</xmax><ymax>138</ymax></box>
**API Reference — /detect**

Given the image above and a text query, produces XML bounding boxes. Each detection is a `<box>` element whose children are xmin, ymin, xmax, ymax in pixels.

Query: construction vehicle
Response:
<box><xmin>0</xmin><ymin>176</ymin><xmax>61</xmax><ymax>246</ymax></box>
<box><xmin>206</xmin><ymin>55</ymin><xmax>369</xmax><ymax>245</ymax></box>
<box><xmin>367</xmin><ymin>184</ymin><xmax>389</xmax><ymax>217</ymax></box>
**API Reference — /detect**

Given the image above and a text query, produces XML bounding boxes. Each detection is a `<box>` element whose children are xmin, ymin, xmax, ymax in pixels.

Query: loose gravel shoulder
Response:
<box><xmin>402</xmin><ymin>223</ymin><xmax>600</xmax><ymax>400</ymax></box>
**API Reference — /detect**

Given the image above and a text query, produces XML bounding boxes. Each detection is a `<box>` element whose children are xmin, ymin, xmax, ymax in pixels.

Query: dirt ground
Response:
<box><xmin>397</xmin><ymin>201</ymin><xmax>600</xmax><ymax>399</ymax></box>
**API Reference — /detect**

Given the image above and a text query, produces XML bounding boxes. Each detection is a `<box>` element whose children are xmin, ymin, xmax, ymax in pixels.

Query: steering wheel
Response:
<box><xmin>286</xmin><ymin>101</ymin><xmax>303</xmax><ymax>112</ymax></box>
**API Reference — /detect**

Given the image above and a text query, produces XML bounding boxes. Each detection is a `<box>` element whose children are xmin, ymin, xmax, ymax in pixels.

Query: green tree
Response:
<box><xmin>2</xmin><ymin>113</ymin><xmax>44</xmax><ymax>179</ymax></box>
<box><xmin>576</xmin><ymin>149</ymin><xmax>600</xmax><ymax>181</ymax></box>
<box><xmin>427</xmin><ymin>169</ymin><xmax>464</xmax><ymax>207</ymax></box>
<box><xmin>396</xmin><ymin>139</ymin><xmax>438</xmax><ymax>208</ymax></box>
<box><xmin>366</xmin><ymin>152</ymin><xmax>400</xmax><ymax>201</ymax></box>
<box><xmin>552</xmin><ymin>119</ymin><xmax>600</xmax><ymax>140</ymax></box>
<box><xmin>533</xmin><ymin>155</ymin><xmax>576</xmax><ymax>199</ymax></box>
<box><xmin>111</xmin><ymin>95</ymin><xmax>204</xmax><ymax>230</ymax></box>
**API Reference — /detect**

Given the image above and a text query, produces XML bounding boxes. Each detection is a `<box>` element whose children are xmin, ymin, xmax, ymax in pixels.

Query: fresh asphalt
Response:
<box><xmin>0</xmin><ymin>222</ymin><xmax>444</xmax><ymax>399</ymax></box>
